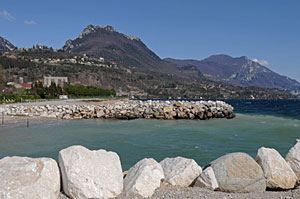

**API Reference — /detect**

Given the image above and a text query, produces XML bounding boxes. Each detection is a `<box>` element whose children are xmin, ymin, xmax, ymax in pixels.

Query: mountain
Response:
<box><xmin>62</xmin><ymin>25</ymin><xmax>180</xmax><ymax>75</ymax></box>
<box><xmin>0</xmin><ymin>36</ymin><xmax>15</xmax><ymax>52</ymax></box>
<box><xmin>57</xmin><ymin>25</ymin><xmax>296</xmax><ymax>98</ymax></box>
<box><xmin>164</xmin><ymin>55</ymin><xmax>300</xmax><ymax>94</ymax></box>
<box><xmin>0</xmin><ymin>49</ymin><xmax>296</xmax><ymax>99</ymax></box>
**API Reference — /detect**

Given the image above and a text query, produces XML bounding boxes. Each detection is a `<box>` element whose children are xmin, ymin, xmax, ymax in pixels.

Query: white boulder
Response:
<box><xmin>160</xmin><ymin>156</ymin><xmax>202</xmax><ymax>187</ymax></box>
<box><xmin>0</xmin><ymin>156</ymin><xmax>60</xmax><ymax>199</ymax></box>
<box><xmin>256</xmin><ymin>147</ymin><xmax>297</xmax><ymax>189</ymax></box>
<box><xmin>194</xmin><ymin>166</ymin><xmax>218</xmax><ymax>190</ymax></box>
<box><xmin>124</xmin><ymin>158</ymin><xmax>164</xmax><ymax>197</ymax></box>
<box><xmin>58</xmin><ymin>145</ymin><xmax>123</xmax><ymax>199</ymax></box>
<box><xmin>286</xmin><ymin>139</ymin><xmax>300</xmax><ymax>180</ymax></box>
<box><xmin>210</xmin><ymin>152</ymin><xmax>266</xmax><ymax>193</ymax></box>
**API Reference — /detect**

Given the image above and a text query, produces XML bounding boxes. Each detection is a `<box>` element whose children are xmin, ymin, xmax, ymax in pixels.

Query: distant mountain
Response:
<box><xmin>60</xmin><ymin>25</ymin><xmax>298</xmax><ymax>98</ymax></box>
<box><xmin>165</xmin><ymin>55</ymin><xmax>300</xmax><ymax>94</ymax></box>
<box><xmin>0</xmin><ymin>36</ymin><xmax>15</xmax><ymax>52</ymax></box>
<box><xmin>62</xmin><ymin>25</ymin><xmax>181</xmax><ymax>75</ymax></box>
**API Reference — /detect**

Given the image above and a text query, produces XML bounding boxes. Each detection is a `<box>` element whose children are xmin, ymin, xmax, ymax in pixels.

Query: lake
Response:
<box><xmin>0</xmin><ymin>99</ymin><xmax>299</xmax><ymax>170</ymax></box>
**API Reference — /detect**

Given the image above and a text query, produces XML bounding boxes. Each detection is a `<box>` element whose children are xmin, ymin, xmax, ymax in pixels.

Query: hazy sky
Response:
<box><xmin>1</xmin><ymin>0</ymin><xmax>300</xmax><ymax>81</ymax></box>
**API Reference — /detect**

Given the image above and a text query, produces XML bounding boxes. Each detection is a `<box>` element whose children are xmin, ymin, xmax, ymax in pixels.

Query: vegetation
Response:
<box><xmin>0</xmin><ymin>94</ymin><xmax>41</xmax><ymax>103</ymax></box>
<box><xmin>0</xmin><ymin>50</ymin><xmax>296</xmax><ymax>100</ymax></box>
<box><xmin>66</xmin><ymin>85</ymin><xmax>115</xmax><ymax>97</ymax></box>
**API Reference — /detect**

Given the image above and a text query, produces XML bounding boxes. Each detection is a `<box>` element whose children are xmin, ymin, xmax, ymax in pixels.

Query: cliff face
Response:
<box><xmin>165</xmin><ymin>55</ymin><xmax>300</xmax><ymax>94</ymax></box>
<box><xmin>0</xmin><ymin>36</ymin><xmax>15</xmax><ymax>52</ymax></box>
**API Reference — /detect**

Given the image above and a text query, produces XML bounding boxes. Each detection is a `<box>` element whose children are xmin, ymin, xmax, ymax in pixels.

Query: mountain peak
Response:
<box><xmin>77</xmin><ymin>24</ymin><xmax>140</xmax><ymax>41</ymax></box>
<box><xmin>0</xmin><ymin>36</ymin><xmax>15</xmax><ymax>52</ymax></box>
<box><xmin>165</xmin><ymin>55</ymin><xmax>300</xmax><ymax>93</ymax></box>
<box><xmin>61</xmin><ymin>24</ymin><xmax>172</xmax><ymax>72</ymax></box>
<box><xmin>240</xmin><ymin>56</ymin><xmax>248</xmax><ymax>60</ymax></box>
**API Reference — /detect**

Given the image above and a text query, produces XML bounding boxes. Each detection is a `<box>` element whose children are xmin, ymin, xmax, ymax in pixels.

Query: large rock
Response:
<box><xmin>0</xmin><ymin>156</ymin><xmax>60</xmax><ymax>199</ymax></box>
<box><xmin>58</xmin><ymin>145</ymin><xmax>123</xmax><ymax>199</ymax></box>
<box><xmin>194</xmin><ymin>166</ymin><xmax>218</xmax><ymax>190</ymax></box>
<box><xmin>286</xmin><ymin>139</ymin><xmax>300</xmax><ymax>180</ymax></box>
<box><xmin>124</xmin><ymin>158</ymin><xmax>164</xmax><ymax>197</ymax></box>
<box><xmin>210</xmin><ymin>152</ymin><xmax>266</xmax><ymax>193</ymax></box>
<box><xmin>256</xmin><ymin>147</ymin><xmax>297</xmax><ymax>189</ymax></box>
<box><xmin>160</xmin><ymin>156</ymin><xmax>202</xmax><ymax>187</ymax></box>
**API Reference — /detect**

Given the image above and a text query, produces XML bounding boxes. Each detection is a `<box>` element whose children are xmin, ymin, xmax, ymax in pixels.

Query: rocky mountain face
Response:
<box><xmin>165</xmin><ymin>55</ymin><xmax>300</xmax><ymax>94</ymax></box>
<box><xmin>0</xmin><ymin>36</ymin><xmax>15</xmax><ymax>52</ymax></box>
<box><xmin>62</xmin><ymin>25</ymin><xmax>181</xmax><ymax>76</ymax></box>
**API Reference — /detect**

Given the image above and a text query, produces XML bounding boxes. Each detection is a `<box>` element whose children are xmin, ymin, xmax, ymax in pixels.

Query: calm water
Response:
<box><xmin>0</xmin><ymin>100</ymin><xmax>299</xmax><ymax>170</ymax></box>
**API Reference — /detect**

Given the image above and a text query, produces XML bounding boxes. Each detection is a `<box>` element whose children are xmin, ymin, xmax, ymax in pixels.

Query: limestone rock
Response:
<box><xmin>124</xmin><ymin>158</ymin><xmax>164</xmax><ymax>197</ymax></box>
<box><xmin>58</xmin><ymin>145</ymin><xmax>123</xmax><ymax>199</ymax></box>
<box><xmin>256</xmin><ymin>147</ymin><xmax>297</xmax><ymax>189</ymax></box>
<box><xmin>194</xmin><ymin>167</ymin><xmax>218</xmax><ymax>190</ymax></box>
<box><xmin>0</xmin><ymin>156</ymin><xmax>60</xmax><ymax>199</ymax></box>
<box><xmin>286</xmin><ymin>139</ymin><xmax>300</xmax><ymax>180</ymax></box>
<box><xmin>210</xmin><ymin>152</ymin><xmax>266</xmax><ymax>193</ymax></box>
<box><xmin>160</xmin><ymin>156</ymin><xmax>202</xmax><ymax>187</ymax></box>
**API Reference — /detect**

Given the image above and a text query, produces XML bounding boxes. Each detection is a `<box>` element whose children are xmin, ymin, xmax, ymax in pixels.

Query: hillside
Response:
<box><xmin>0</xmin><ymin>49</ymin><xmax>295</xmax><ymax>99</ymax></box>
<box><xmin>0</xmin><ymin>36</ymin><xmax>15</xmax><ymax>52</ymax></box>
<box><xmin>165</xmin><ymin>55</ymin><xmax>300</xmax><ymax>94</ymax></box>
<box><xmin>0</xmin><ymin>28</ymin><xmax>296</xmax><ymax>99</ymax></box>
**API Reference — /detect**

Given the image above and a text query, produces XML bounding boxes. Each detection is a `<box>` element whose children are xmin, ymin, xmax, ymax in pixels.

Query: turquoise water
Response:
<box><xmin>0</xmin><ymin>113</ymin><xmax>299</xmax><ymax>170</ymax></box>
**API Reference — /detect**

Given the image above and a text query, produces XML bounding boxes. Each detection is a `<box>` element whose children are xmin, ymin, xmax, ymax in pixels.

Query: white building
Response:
<box><xmin>43</xmin><ymin>76</ymin><xmax>68</xmax><ymax>87</ymax></box>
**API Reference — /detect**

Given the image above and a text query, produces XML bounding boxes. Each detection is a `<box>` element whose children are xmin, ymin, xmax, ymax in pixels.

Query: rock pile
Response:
<box><xmin>0</xmin><ymin>140</ymin><xmax>299</xmax><ymax>198</ymax></box>
<box><xmin>3</xmin><ymin>100</ymin><xmax>235</xmax><ymax>120</ymax></box>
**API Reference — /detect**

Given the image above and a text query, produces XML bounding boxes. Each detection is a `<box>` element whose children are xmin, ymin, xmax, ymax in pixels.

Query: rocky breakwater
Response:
<box><xmin>0</xmin><ymin>140</ymin><xmax>299</xmax><ymax>198</ymax></box>
<box><xmin>3</xmin><ymin>100</ymin><xmax>235</xmax><ymax>120</ymax></box>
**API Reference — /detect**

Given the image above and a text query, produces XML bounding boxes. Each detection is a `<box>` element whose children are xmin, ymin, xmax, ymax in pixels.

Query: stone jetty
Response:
<box><xmin>0</xmin><ymin>140</ymin><xmax>299</xmax><ymax>199</ymax></box>
<box><xmin>3</xmin><ymin>100</ymin><xmax>235</xmax><ymax>120</ymax></box>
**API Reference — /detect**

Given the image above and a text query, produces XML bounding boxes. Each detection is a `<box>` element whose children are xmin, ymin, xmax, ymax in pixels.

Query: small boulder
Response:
<box><xmin>58</xmin><ymin>145</ymin><xmax>123</xmax><ymax>199</ymax></box>
<box><xmin>256</xmin><ymin>147</ymin><xmax>297</xmax><ymax>189</ymax></box>
<box><xmin>160</xmin><ymin>156</ymin><xmax>202</xmax><ymax>187</ymax></box>
<box><xmin>0</xmin><ymin>156</ymin><xmax>60</xmax><ymax>199</ymax></box>
<box><xmin>124</xmin><ymin>158</ymin><xmax>164</xmax><ymax>197</ymax></box>
<box><xmin>286</xmin><ymin>139</ymin><xmax>300</xmax><ymax>180</ymax></box>
<box><xmin>163</xmin><ymin>106</ymin><xmax>173</xmax><ymax>113</ymax></box>
<box><xmin>194</xmin><ymin>166</ymin><xmax>218</xmax><ymax>190</ymax></box>
<box><xmin>210</xmin><ymin>152</ymin><xmax>266</xmax><ymax>193</ymax></box>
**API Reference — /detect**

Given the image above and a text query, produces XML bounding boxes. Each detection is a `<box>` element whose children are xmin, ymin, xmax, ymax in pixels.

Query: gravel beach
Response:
<box><xmin>116</xmin><ymin>185</ymin><xmax>300</xmax><ymax>199</ymax></box>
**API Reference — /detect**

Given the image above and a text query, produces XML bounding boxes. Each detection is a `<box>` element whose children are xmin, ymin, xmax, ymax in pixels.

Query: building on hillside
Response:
<box><xmin>43</xmin><ymin>76</ymin><xmax>68</xmax><ymax>87</ymax></box>
<box><xmin>36</xmin><ymin>44</ymin><xmax>48</xmax><ymax>50</ymax></box>
<box><xmin>7</xmin><ymin>82</ymin><xmax>22</xmax><ymax>89</ymax></box>
<box><xmin>19</xmin><ymin>83</ymin><xmax>35</xmax><ymax>89</ymax></box>
<box><xmin>19</xmin><ymin>77</ymin><xmax>24</xmax><ymax>84</ymax></box>
<box><xmin>6</xmin><ymin>82</ymin><xmax>35</xmax><ymax>89</ymax></box>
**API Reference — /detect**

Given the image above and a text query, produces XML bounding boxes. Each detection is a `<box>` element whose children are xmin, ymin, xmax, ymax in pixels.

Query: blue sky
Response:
<box><xmin>1</xmin><ymin>0</ymin><xmax>300</xmax><ymax>81</ymax></box>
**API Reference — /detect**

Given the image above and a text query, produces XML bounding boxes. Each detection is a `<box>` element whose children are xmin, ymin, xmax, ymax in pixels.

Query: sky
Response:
<box><xmin>1</xmin><ymin>0</ymin><xmax>300</xmax><ymax>81</ymax></box>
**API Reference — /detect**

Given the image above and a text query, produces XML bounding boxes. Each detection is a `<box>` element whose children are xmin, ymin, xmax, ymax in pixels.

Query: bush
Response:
<box><xmin>66</xmin><ymin>85</ymin><xmax>115</xmax><ymax>97</ymax></box>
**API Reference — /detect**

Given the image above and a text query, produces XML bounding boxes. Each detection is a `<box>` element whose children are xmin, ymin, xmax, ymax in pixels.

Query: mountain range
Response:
<box><xmin>165</xmin><ymin>55</ymin><xmax>300</xmax><ymax>94</ymax></box>
<box><xmin>61</xmin><ymin>25</ymin><xmax>300</xmax><ymax>95</ymax></box>
<box><xmin>0</xmin><ymin>24</ymin><xmax>299</xmax><ymax>98</ymax></box>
